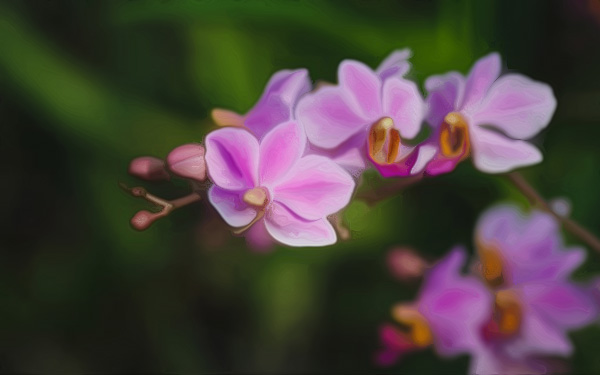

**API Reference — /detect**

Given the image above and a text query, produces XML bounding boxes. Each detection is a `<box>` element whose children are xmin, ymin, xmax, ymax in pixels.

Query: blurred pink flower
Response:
<box><xmin>205</xmin><ymin>121</ymin><xmax>355</xmax><ymax>247</ymax></box>
<box><xmin>296</xmin><ymin>49</ymin><xmax>428</xmax><ymax>176</ymax></box>
<box><xmin>376</xmin><ymin>248</ymin><xmax>493</xmax><ymax>366</ymax></box>
<box><xmin>424</xmin><ymin>53</ymin><xmax>556</xmax><ymax>174</ymax></box>
<box><xmin>471</xmin><ymin>205</ymin><xmax>597</xmax><ymax>374</ymax></box>
<box><xmin>212</xmin><ymin>69</ymin><xmax>311</xmax><ymax>139</ymax></box>
<box><xmin>386</xmin><ymin>247</ymin><xmax>428</xmax><ymax>281</ymax></box>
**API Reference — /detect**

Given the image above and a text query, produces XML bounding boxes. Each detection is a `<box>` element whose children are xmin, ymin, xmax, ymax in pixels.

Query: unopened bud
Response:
<box><xmin>131</xmin><ymin>210</ymin><xmax>155</xmax><ymax>231</ymax></box>
<box><xmin>387</xmin><ymin>247</ymin><xmax>427</xmax><ymax>281</ymax></box>
<box><xmin>166</xmin><ymin>143</ymin><xmax>207</xmax><ymax>182</ymax></box>
<box><xmin>128</xmin><ymin>156</ymin><xmax>170</xmax><ymax>181</ymax></box>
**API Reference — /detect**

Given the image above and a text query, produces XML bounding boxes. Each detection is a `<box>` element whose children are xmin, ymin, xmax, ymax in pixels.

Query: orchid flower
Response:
<box><xmin>471</xmin><ymin>205</ymin><xmax>597</xmax><ymax>374</ymax></box>
<box><xmin>424</xmin><ymin>53</ymin><xmax>557</xmax><ymax>175</ymax></box>
<box><xmin>296</xmin><ymin>49</ymin><xmax>429</xmax><ymax>176</ymax></box>
<box><xmin>376</xmin><ymin>248</ymin><xmax>493</xmax><ymax>366</ymax></box>
<box><xmin>211</xmin><ymin>69</ymin><xmax>311</xmax><ymax>139</ymax></box>
<box><xmin>205</xmin><ymin>121</ymin><xmax>355</xmax><ymax>247</ymax></box>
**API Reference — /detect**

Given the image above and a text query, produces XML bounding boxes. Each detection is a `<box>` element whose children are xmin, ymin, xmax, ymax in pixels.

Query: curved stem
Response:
<box><xmin>506</xmin><ymin>172</ymin><xmax>600</xmax><ymax>253</ymax></box>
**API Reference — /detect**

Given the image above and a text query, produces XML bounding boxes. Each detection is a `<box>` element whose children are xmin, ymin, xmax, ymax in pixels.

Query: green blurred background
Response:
<box><xmin>1</xmin><ymin>0</ymin><xmax>600</xmax><ymax>373</ymax></box>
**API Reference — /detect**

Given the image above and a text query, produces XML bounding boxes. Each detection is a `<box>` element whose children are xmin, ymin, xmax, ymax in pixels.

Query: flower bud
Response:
<box><xmin>166</xmin><ymin>143</ymin><xmax>207</xmax><ymax>182</ymax></box>
<box><xmin>387</xmin><ymin>247</ymin><xmax>427</xmax><ymax>281</ymax></box>
<box><xmin>128</xmin><ymin>156</ymin><xmax>170</xmax><ymax>181</ymax></box>
<box><xmin>131</xmin><ymin>210</ymin><xmax>155</xmax><ymax>231</ymax></box>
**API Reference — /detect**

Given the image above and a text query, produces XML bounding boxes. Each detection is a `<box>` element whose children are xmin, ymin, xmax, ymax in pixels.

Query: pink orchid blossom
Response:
<box><xmin>296</xmin><ymin>49</ymin><xmax>429</xmax><ymax>176</ymax></box>
<box><xmin>471</xmin><ymin>205</ymin><xmax>597</xmax><ymax>374</ymax></box>
<box><xmin>211</xmin><ymin>69</ymin><xmax>311</xmax><ymax>139</ymax></box>
<box><xmin>376</xmin><ymin>248</ymin><xmax>493</xmax><ymax>366</ymax></box>
<box><xmin>424</xmin><ymin>53</ymin><xmax>557</xmax><ymax>175</ymax></box>
<box><xmin>205</xmin><ymin>121</ymin><xmax>355</xmax><ymax>247</ymax></box>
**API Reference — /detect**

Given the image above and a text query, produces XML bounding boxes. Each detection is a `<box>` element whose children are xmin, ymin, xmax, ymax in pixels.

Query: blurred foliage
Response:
<box><xmin>1</xmin><ymin>0</ymin><xmax>600</xmax><ymax>373</ymax></box>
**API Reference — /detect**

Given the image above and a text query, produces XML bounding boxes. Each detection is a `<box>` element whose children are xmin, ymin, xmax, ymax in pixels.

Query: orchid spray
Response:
<box><xmin>121</xmin><ymin>50</ymin><xmax>600</xmax><ymax>373</ymax></box>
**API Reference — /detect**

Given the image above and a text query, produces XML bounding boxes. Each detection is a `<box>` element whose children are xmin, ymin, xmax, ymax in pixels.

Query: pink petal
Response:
<box><xmin>339</xmin><ymin>60</ymin><xmax>383</xmax><ymax>120</ymax></box>
<box><xmin>473</xmin><ymin>74</ymin><xmax>557</xmax><ymax>139</ymax></box>
<box><xmin>259</xmin><ymin>121</ymin><xmax>306</xmax><ymax>186</ymax></box>
<box><xmin>505</xmin><ymin>308</ymin><xmax>573</xmax><ymax>358</ymax></box>
<box><xmin>419</xmin><ymin>248</ymin><xmax>493</xmax><ymax>357</ymax></box>
<box><xmin>205</xmin><ymin>127</ymin><xmax>260</xmax><ymax>190</ymax></box>
<box><xmin>309</xmin><ymin>130</ymin><xmax>368</xmax><ymax>173</ymax></box>
<box><xmin>297</xmin><ymin>86</ymin><xmax>368</xmax><ymax>149</ymax></box>
<box><xmin>470</xmin><ymin>127</ymin><xmax>542</xmax><ymax>173</ymax></box>
<box><xmin>523</xmin><ymin>282</ymin><xmax>597</xmax><ymax>329</ymax></box>
<box><xmin>245</xmin><ymin>69</ymin><xmax>311</xmax><ymax>139</ymax></box>
<box><xmin>273</xmin><ymin>155</ymin><xmax>355</xmax><ymax>220</ymax></box>
<box><xmin>264</xmin><ymin>202</ymin><xmax>336</xmax><ymax>247</ymax></box>
<box><xmin>424</xmin><ymin>72</ymin><xmax>465</xmax><ymax>128</ymax></box>
<box><xmin>382</xmin><ymin>76</ymin><xmax>424</xmax><ymax>139</ymax></box>
<box><xmin>207</xmin><ymin>186</ymin><xmax>257</xmax><ymax>227</ymax></box>
<box><xmin>376</xmin><ymin>48</ymin><xmax>412</xmax><ymax>81</ymax></box>
<box><xmin>461</xmin><ymin>52</ymin><xmax>501</xmax><ymax>110</ymax></box>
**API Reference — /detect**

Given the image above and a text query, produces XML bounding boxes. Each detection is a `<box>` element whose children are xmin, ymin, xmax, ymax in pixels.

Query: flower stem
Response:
<box><xmin>506</xmin><ymin>172</ymin><xmax>600</xmax><ymax>253</ymax></box>
<box><xmin>119</xmin><ymin>183</ymin><xmax>202</xmax><ymax>230</ymax></box>
<box><xmin>356</xmin><ymin>176</ymin><xmax>422</xmax><ymax>206</ymax></box>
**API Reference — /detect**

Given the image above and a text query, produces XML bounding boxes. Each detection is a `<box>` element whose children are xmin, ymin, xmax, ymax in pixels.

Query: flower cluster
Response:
<box><xmin>124</xmin><ymin>49</ymin><xmax>557</xmax><ymax>248</ymax></box>
<box><xmin>377</xmin><ymin>205</ymin><xmax>598</xmax><ymax>374</ymax></box>
<box><xmin>122</xmin><ymin>49</ymin><xmax>600</xmax><ymax>374</ymax></box>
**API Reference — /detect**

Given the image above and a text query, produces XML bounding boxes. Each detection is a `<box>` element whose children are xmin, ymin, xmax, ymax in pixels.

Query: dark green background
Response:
<box><xmin>1</xmin><ymin>0</ymin><xmax>600</xmax><ymax>373</ymax></box>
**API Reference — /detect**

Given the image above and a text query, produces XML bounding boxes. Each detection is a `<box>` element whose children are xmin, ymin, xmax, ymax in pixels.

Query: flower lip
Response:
<box><xmin>494</xmin><ymin>289</ymin><xmax>523</xmax><ymax>337</ymax></box>
<box><xmin>391</xmin><ymin>304</ymin><xmax>433</xmax><ymax>348</ymax></box>
<box><xmin>478</xmin><ymin>242</ymin><xmax>505</xmax><ymax>288</ymax></box>
<box><xmin>439</xmin><ymin>112</ymin><xmax>470</xmax><ymax>159</ymax></box>
<box><xmin>368</xmin><ymin>117</ymin><xmax>402</xmax><ymax>165</ymax></box>
<box><xmin>243</xmin><ymin>186</ymin><xmax>269</xmax><ymax>208</ymax></box>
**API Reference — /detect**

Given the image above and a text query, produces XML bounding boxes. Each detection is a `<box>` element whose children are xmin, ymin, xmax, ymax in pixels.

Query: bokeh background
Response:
<box><xmin>2</xmin><ymin>0</ymin><xmax>600</xmax><ymax>373</ymax></box>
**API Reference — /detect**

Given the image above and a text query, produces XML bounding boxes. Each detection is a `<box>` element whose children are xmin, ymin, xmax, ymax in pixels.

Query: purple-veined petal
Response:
<box><xmin>339</xmin><ymin>60</ymin><xmax>383</xmax><ymax>119</ymax></box>
<box><xmin>424</xmin><ymin>72</ymin><xmax>465</xmax><ymax>129</ymax></box>
<box><xmin>376</xmin><ymin>48</ymin><xmax>412</xmax><ymax>81</ymax></box>
<box><xmin>205</xmin><ymin>127</ymin><xmax>260</xmax><ymax>190</ymax></box>
<box><xmin>245</xmin><ymin>69</ymin><xmax>311</xmax><ymax>139</ymax></box>
<box><xmin>259</xmin><ymin>121</ymin><xmax>306</xmax><ymax>186</ymax></box>
<box><xmin>461</xmin><ymin>52</ymin><xmax>501</xmax><ymax>111</ymax></box>
<box><xmin>273</xmin><ymin>155</ymin><xmax>355</xmax><ymax>220</ymax></box>
<box><xmin>382</xmin><ymin>76</ymin><xmax>424</xmax><ymax>139</ymax></box>
<box><xmin>470</xmin><ymin>127</ymin><xmax>542</xmax><ymax>173</ymax></box>
<box><xmin>419</xmin><ymin>248</ymin><xmax>493</xmax><ymax>357</ymax></box>
<box><xmin>264</xmin><ymin>202</ymin><xmax>336</xmax><ymax>247</ymax></box>
<box><xmin>208</xmin><ymin>186</ymin><xmax>257</xmax><ymax>227</ymax></box>
<box><xmin>473</xmin><ymin>74</ymin><xmax>556</xmax><ymax>139</ymax></box>
<box><xmin>297</xmin><ymin>86</ymin><xmax>369</xmax><ymax>149</ymax></box>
